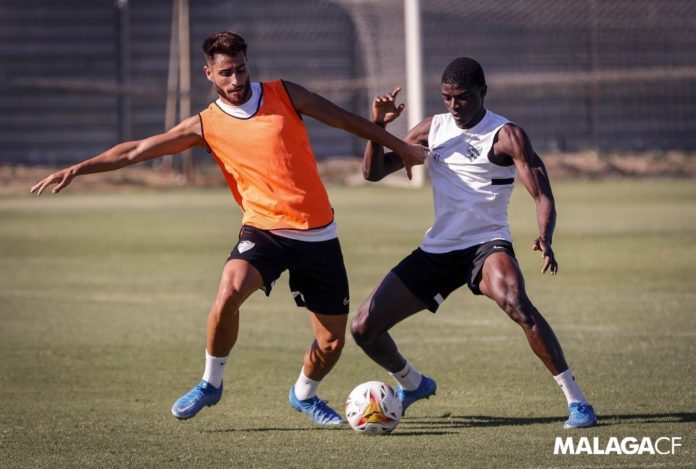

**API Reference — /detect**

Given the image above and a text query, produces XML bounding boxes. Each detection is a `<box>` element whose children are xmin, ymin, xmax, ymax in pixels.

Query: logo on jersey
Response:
<box><xmin>429</xmin><ymin>150</ymin><xmax>442</xmax><ymax>162</ymax></box>
<box><xmin>465</xmin><ymin>144</ymin><xmax>481</xmax><ymax>161</ymax></box>
<box><xmin>237</xmin><ymin>240</ymin><xmax>255</xmax><ymax>253</ymax></box>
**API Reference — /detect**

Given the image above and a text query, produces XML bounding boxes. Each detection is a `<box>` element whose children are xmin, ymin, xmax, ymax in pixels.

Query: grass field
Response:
<box><xmin>1</xmin><ymin>179</ymin><xmax>695</xmax><ymax>468</ymax></box>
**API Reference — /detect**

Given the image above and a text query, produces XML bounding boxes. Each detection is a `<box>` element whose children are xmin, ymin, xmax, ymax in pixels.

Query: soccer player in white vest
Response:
<box><xmin>351</xmin><ymin>57</ymin><xmax>597</xmax><ymax>429</ymax></box>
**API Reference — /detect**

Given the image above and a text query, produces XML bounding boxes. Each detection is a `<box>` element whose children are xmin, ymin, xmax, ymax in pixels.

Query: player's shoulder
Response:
<box><xmin>496</xmin><ymin>121</ymin><xmax>527</xmax><ymax>142</ymax></box>
<box><xmin>431</xmin><ymin>112</ymin><xmax>450</xmax><ymax>124</ymax></box>
<box><xmin>427</xmin><ymin>113</ymin><xmax>450</xmax><ymax>133</ymax></box>
<box><xmin>486</xmin><ymin>109</ymin><xmax>511</xmax><ymax>125</ymax></box>
<box><xmin>427</xmin><ymin>112</ymin><xmax>456</xmax><ymax>139</ymax></box>
<box><xmin>492</xmin><ymin>121</ymin><xmax>534</xmax><ymax>160</ymax></box>
<box><xmin>173</xmin><ymin>114</ymin><xmax>204</xmax><ymax>133</ymax></box>
<box><xmin>483</xmin><ymin>109</ymin><xmax>519</xmax><ymax>138</ymax></box>
<box><xmin>200</xmin><ymin>101</ymin><xmax>219</xmax><ymax>114</ymax></box>
<box><xmin>261</xmin><ymin>78</ymin><xmax>284</xmax><ymax>88</ymax></box>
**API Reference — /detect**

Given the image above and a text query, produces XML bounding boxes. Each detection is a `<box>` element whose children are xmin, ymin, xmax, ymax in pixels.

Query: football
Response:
<box><xmin>345</xmin><ymin>381</ymin><xmax>402</xmax><ymax>435</ymax></box>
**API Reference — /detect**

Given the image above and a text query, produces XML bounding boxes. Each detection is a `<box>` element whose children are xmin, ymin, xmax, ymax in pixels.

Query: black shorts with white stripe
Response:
<box><xmin>390</xmin><ymin>240</ymin><xmax>516</xmax><ymax>312</ymax></box>
<box><xmin>227</xmin><ymin>225</ymin><xmax>350</xmax><ymax>315</ymax></box>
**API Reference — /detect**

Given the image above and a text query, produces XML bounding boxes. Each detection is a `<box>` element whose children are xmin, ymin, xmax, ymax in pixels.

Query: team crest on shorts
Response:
<box><xmin>237</xmin><ymin>240</ymin><xmax>255</xmax><ymax>253</ymax></box>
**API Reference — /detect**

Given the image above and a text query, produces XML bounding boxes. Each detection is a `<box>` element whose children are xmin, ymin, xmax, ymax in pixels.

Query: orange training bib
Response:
<box><xmin>200</xmin><ymin>80</ymin><xmax>334</xmax><ymax>230</ymax></box>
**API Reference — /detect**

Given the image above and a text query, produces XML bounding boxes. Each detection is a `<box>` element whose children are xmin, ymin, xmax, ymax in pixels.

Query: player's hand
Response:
<box><xmin>532</xmin><ymin>237</ymin><xmax>558</xmax><ymax>275</ymax></box>
<box><xmin>30</xmin><ymin>168</ymin><xmax>76</xmax><ymax>195</ymax></box>
<box><xmin>400</xmin><ymin>143</ymin><xmax>427</xmax><ymax>180</ymax></box>
<box><xmin>372</xmin><ymin>87</ymin><xmax>405</xmax><ymax>126</ymax></box>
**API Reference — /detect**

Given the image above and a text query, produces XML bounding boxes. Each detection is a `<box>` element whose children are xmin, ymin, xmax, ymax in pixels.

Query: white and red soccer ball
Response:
<box><xmin>345</xmin><ymin>381</ymin><xmax>402</xmax><ymax>435</ymax></box>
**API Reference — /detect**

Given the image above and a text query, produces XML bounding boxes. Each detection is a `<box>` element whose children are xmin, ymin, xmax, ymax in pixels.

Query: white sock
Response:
<box><xmin>293</xmin><ymin>368</ymin><xmax>320</xmax><ymax>400</ymax></box>
<box><xmin>389</xmin><ymin>361</ymin><xmax>423</xmax><ymax>391</ymax></box>
<box><xmin>202</xmin><ymin>351</ymin><xmax>229</xmax><ymax>389</ymax></box>
<box><xmin>553</xmin><ymin>368</ymin><xmax>588</xmax><ymax>405</ymax></box>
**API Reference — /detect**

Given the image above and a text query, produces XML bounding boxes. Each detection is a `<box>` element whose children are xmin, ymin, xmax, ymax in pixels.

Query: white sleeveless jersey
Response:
<box><xmin>421</xmin><ymin>110</ymin><xmax>516</xmax><ymax>253</ymax></box>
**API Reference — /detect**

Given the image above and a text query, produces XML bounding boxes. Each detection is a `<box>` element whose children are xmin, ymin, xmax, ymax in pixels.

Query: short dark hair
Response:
<box><xmin>202</xmin><ymin>31</ymin><xmax>247</xmax><ymax>61</ymax></box>
<box><xmin>441</xmin><ymin>57</ymin><xmax>486</xmax><ymax>89</ymax></box>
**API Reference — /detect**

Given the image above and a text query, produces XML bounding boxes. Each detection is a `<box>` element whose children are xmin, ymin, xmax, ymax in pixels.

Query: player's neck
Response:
<box><xmin>460</xmin><ymin>108</ymin><xmax>487</xmax><ymax>129</ymax></box>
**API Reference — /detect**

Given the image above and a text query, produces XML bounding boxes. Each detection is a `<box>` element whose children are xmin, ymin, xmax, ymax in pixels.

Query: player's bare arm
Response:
<box><xmin>362</xmin><ymin>92</ymin><xmax>432</xmax><ymax>181</ymax></box>
<box><xmin>362</xmin><ymin>87</ymin><xmax>421</xmax><ymax>181</ymax></box>
<box><xmin>495</xmin><ymin>123</ymin><xmax>558</xmax><ymax>275</ymax></box>
<box><xmin>30</xmin><ymin>116</ymin><xmax>206</xmax><ymax>195</ymax></box>
<box><xmin>363</xmin><ymin>87</ymin><xmax>406</xmax><ymax>181</ymax></box>
<box><xmin>283</xmin><ymin>81</ymin><xmax>427</xmax><ymax>179</ymax></box>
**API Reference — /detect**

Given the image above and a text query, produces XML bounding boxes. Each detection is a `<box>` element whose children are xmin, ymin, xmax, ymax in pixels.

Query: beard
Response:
<box><xmin>215</xmin><ymin>78</ymin><xmax>251</xmax><ymax>106</ymax></box>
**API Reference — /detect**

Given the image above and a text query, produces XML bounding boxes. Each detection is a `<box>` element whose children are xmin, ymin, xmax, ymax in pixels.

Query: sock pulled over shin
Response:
<box><xmin>202</xmin><ymin>351</ymin><xmax>229</xmax><ymax>389</ymax></box>
<box><xmin>389</xmin><ymin>360</ymin><xmax>423</xmax><ymax>391</ymax></box>
<box><xmin>293</xmin><ymin>368</ymin><xmax>320</xmax><ymax>401</ymax></box>
<box><xmin>553</xmin><ymin>368</ymin><xmax>589</xmax><ymax>405</ymax></box>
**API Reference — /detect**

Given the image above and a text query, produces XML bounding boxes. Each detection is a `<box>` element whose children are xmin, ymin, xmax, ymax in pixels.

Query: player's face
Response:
<box><xmin>204</xmin><ymin>52</ymin><xmax>251</xmax><ymax>106</ymax></box>
<box><xmin>441</xmin><ymin>82</ymin><xmax>487</xmax><ymax>129</ymax></box>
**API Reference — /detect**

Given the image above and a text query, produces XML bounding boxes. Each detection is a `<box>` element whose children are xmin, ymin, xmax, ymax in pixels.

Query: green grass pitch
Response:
<box><xmin>1</xmin><ymin>179</ymin><xmax>694</xmax><ymax>467</ymax></box>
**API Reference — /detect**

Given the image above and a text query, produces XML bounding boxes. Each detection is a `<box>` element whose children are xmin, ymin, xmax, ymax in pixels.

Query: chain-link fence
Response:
<box><xmin>1</xmin><ymin>0</ymin><xmax>695</xmax><ymax>166</ymax></box>
<box><xmin>339</xmin><ymin>0</ymin><xmax>696</xmax><ymax>152</ymax></box>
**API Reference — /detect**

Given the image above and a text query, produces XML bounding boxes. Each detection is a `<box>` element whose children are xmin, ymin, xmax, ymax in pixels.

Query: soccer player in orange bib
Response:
<box><xmin>31</xmin><ymin>31</ymin><xmax>427</xmax><ymax>426</ymax></box>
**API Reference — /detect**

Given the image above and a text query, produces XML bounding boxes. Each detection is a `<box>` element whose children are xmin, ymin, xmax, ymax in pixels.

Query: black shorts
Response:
<box><xmin>227</xmin><ymin>225</ymin><xmax>349</xmax><ymax>315</ymax></box>
<box><xmin>391</xmin><ymin>240</ymin><xmax>516</xmax><ymax>312</ymax></box>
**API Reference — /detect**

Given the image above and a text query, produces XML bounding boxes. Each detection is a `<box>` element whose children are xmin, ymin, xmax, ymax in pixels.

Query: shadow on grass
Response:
<box><xmin>399</xmin><ymin>411</ymin><xmax>696</xmax><ymax>431</ymax></box>
<box><xmin>198</xmin><ymin>412</ymin><xmax>695</xmax><ymax>435</ymax></box>
<box><xmin>201</xmin><ymin>426</ymin><xmax>460</xmax><ymax>436</ymax></box>
<box><xmin>200</xmin><ymin>426</ymin><xmax>344</xmax><ymax>434</ymax></box>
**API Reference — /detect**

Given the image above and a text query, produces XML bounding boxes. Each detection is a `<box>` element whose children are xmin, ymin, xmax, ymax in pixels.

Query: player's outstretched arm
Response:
<box><xmin>30</xmin><ymin>116</ymin><xmax>205</xmax><ymax>195</ymax></box>
<box><xmin>363</xmin><ymin>92</ymin><xmax>432</xmax><ymax>181</ymax></box>
<box><xmin>495</xmin><ymin>124</ymin><xmax>558</xmax><ymax>275</ymax></box>
<box><xmin>283</xmin><ymin>81</ymin><xmax>427</xmax><ymax>179</ymax></box>
<box><xmin>363</xmin><ymin>87</ymin><xmax>407</xmax><ymax>181</ymax></box>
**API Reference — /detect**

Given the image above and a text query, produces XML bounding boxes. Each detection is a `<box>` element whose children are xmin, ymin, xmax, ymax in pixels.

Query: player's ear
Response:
<box><xmin>480</xmin><ymin>85</ymin><xmax>488</xmax><ymax>98</ymax></box>
<box><xmin>203</xmin><ymin>65</ymin><xmax>213</xmax><ymax>82</ymax></box>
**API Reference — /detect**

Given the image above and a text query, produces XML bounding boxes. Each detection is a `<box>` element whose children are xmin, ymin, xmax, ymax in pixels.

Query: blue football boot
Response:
<box><xmin>564</xmin><ymin>402</ymin><xmax>597</xmax><ymax>429</ymax></box>
<box><xmin>396</xmin><ymin>375</ymin><xmax>437</xmax><ymax>415</ymax></box>
<box><xmin>171</xmin><ymin>380</ymin><xmax>223</xmax><ymax>420</ymax></box>
<box><xmin>289</xmin><ymin>386</ymin><xmax>344</xmax><ymax>426</ymax></box>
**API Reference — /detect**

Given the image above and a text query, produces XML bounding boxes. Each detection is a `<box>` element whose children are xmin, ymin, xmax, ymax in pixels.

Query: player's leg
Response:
<box><xmin>479</xmin><ymin>252</ymin><xmax>567</xmax><ymax>373</ymax></box>
<box><xmin>351</xmin><ymin>272</ymin><xmax>437</xmax><ymax>414</ymax></box>
<box><xmin>172</xmin><ymin>258</ymin><xmax>263</xmax><ymax>420</ymax></box>
<box><xmin>303</xmin><ymin>311</ymin><xmax>347</xmax><ymax>381</ymax></box>
<box><xmin>351</xmin><ymin>272</ymin><xmax>426</xmax><ymax>372</ymax></box>
<box><xmin>478</xmin><ymin>252</ymin><xmax>596</xmax><ymax>428</ymax></box>
<box><xmin>288</xmin><ymin>311</ymin><xmax>347</xmax><ymax>425</ymax></box>
<box><xmin>286</xmin><ymin>237</ymin><xmax>349</xmax><ymax>425</ymax></box>
<box><xmin>206</xmin><ymin>259</ymin><xmax>263</xmax><ymax>356</ymax></box>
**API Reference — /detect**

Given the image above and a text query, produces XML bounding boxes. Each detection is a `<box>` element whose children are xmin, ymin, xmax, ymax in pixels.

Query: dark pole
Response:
<box><xmin>116</xmin><ymin>0</ymin><xmax>132</xmax><ymax>143</ymax></box>
<box><xmin>586</xmin><ymin>0</ymin><xmax>599</xmax><ymax>151</ymax></box>
<box><xmin>178</xmin><ymin>0</ymin><xmax>194</xmax><ymax>182</ymax></box>
<box><xmin>162</xmin><ymin>0</ymin><xmax>180</xmax><ymax>173</ymax></box>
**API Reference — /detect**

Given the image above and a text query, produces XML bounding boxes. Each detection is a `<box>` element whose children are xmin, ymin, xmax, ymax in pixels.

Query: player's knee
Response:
<box><xmin>499</xmin><ymin>292</ymin><xmax>535</xmax><ymax>329</ymax></box>
<box><xmin>350</xmin><ymin>307</ymin><xmax>376</xmax><ymax>347</ymax></box>
<box><xmin>350</xmin><ymin>316</ymin><xmax>368</xmax><ymax>346</ymax></box>
<box><xmin>318</xmin><ymin>333</ymin><xmax>345</xmax><ymax>355</ymax></box>
<box><xmin>215</xmin><ymin>287</ymin><xmax>245</xmax><ymax>315</ymax></box>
